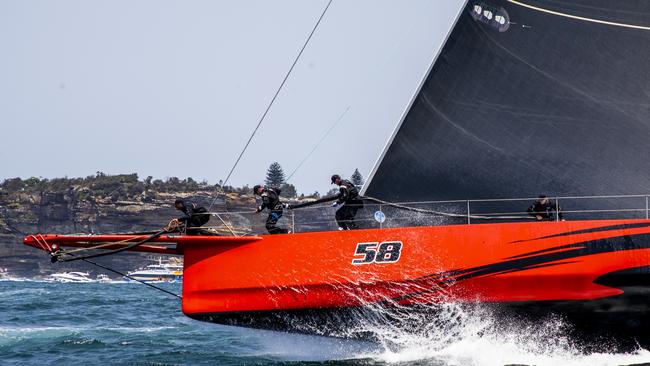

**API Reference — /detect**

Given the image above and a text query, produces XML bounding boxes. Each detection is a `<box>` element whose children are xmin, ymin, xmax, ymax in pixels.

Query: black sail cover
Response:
<box><xmin>364</xmin><ymin>0</ymin><xmax>650</xmax><ymax>204</ymax></box>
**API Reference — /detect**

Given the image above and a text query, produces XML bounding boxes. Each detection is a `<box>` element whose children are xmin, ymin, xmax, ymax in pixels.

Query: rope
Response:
<box><xmin>53</xmin><ymin>230</ymin><xmax>167</xmax><ymax>262</ymax></box>
<box><xmin>80</xmin><ymin>257</ymin><xmax>182</xmax><ymax>299</ymax></box>
<box><xmin>55</xmin><ymin>234</ymin><xmax>151</xmax><ymax>256</ymax></box>
<box><xmin>285</xmin><ymin>195</ymin><xmax>535</xmax><ymax>221</ymax></box>
<box><xmin>361</xmin><ymin>195</ymin><xmax>535</xmax><ymax>221</ymax></box>
<box><xmin>208</xmin><ymin>0</ymin><xmax>334</xmax><ymax>211</ymax></box>
<box><xmin>30</xmin><ymin>234</ymin><xmax>53</xmax><ymax>253</ymax></box>
<box><xmin>213</xmin><ymin>212</ymin><xmax>237</xmax><ymax>236</ymax></box>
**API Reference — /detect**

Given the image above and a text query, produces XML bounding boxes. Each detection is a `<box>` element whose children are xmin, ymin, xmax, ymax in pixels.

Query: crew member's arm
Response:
<box><xmin>289</xmin><ymin>195</ymin><xmax>338</xmax><ymax>209</ymax></box>
<box><xmin>336</xmin><ymin>185</ymin><xmax>349</xmax><ymax>204</ymax></box>
<box><xmin>526</xmin><ymin>203</ymin><xmax>535</xmax><ymax>215</ymax></box>
<box><xmin>527</xmin><ymin>203</ymin><xmax>543</xmax><ymax>220</ymax></box>
<box><xmin>257</xmin><ymin>192</ymin><xmax>272</xmax><ymax>212</ymax></box>
<box><xmin>177</xmin><ymin>205</ymin><xmax>193</xmax><ymax>223</ymax></box>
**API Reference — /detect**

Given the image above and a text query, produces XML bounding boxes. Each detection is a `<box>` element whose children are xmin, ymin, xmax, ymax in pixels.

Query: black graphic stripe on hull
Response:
<box><xmin>509</xmin><ymin>222</ymin><xmax>650</xmax><ymax>244</ymax></box>
<box><xmin>385</xmin><ymin>232</ymin><xmax>650</xmax><ymax>304</ymax></box>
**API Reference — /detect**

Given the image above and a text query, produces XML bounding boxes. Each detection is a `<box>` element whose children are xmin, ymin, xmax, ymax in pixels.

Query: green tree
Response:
<box><xmin>280</xmin><ymin>183</ymin><xmax>297</xmax><ymax>198</ymax></box>
<box><xmin>265</xmin><ymin>162</ymin><xmax>286</xmax><ymax>187</ymax></box>
<box><xmin>351</xmin><ymin>168</ymin><xmax>364</xmax><ymax>186</ymax></box>
<box><xmin>182</xmin><ymin>177</ymin><xmax>199</xmax><ymax>191</ymax></box>
<box><xmin>1</xmin><ymin>178</ymin><xmax>23</xmax><ymax>191</ymax></box>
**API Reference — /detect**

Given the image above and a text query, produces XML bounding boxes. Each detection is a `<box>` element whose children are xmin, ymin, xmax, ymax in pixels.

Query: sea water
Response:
<box><xmin>1</xmin><ymin>279</ymin><xmax>649</xmax><ymax>366</ymax></box>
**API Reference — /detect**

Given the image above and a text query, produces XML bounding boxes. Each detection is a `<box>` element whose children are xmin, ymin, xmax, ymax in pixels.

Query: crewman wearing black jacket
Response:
<box><xmin>331</xmin><ymin>174</ymin><xmax>363</xmax><ymax>230</ymax></box>
<box><xmin>166</xmin><ymin>199</ymin><xmax>210</xmax><ymax>234</ymax></box>
<box><xmin>527</xmin><ymin>195</ymin><xmax>564</xmax><ymax>221</ymax></box>
<box><xmin>254</xmin><ymin>185</ymin><xmax>289</xmax><ymax>234</ymax></box>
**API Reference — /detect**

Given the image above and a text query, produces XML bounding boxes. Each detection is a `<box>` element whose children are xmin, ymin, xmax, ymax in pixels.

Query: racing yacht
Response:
<box><xmin>23</xmin><ymin>0</ymin><xmax>650</xmax><ymax>350</ymax></box>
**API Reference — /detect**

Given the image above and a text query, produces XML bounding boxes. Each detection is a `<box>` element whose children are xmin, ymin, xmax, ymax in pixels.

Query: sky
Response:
<box><xmin>0</xmin><ymin>0</ymin><xmax>464</xmax><ymax>194</ymax></box>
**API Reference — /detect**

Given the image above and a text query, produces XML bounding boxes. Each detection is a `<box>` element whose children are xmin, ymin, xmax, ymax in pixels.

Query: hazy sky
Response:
<box><xmin>1</xmin><ymin>0</ymin><xmax>464</xmax><ymax>194</ymax></box>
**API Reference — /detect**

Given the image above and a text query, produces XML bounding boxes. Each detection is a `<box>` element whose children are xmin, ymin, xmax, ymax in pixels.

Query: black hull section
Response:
<box><xmin>496</xmin><ymin>289</ymin><xmax>650</xmax><ymax>352</ymax></box>
<box><xmin>365</xmin><ymin>0</ymin><xmax>650</xmax><ymax>202</ymax></box>
<box><xmin>188</xmin><ymin>285</ymin><xmax>650</xmax><ymax>352</ymax></box>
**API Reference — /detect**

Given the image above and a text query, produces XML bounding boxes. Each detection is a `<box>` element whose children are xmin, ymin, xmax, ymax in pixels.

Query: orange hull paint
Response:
<box><xmin>179</xmin><ymin>219</ymin><xmax>650</xmax><ymax>315</ymax></box>
<box><xmin>23</xmin><ymin>219</ymin><xmax>650</xmax><ymax>345</ymax></box>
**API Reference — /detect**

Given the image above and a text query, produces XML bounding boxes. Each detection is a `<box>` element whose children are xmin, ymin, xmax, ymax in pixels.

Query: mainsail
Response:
<box><xmin>363</xmin><ymin>0</ymin><xmax>650</xmax><ymax>202</ymax></box>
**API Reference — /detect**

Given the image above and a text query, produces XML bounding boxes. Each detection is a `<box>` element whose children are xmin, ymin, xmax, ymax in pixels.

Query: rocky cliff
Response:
<box><xmin>0</xmin><ymin>174</ymin><xmax>329</xmax><ymax>278</ymax></box>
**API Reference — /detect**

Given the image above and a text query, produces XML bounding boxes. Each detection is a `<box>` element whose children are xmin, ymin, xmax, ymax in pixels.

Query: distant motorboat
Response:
<box><xmin>96</xmin><ymin>274</ymin><xmax>111</xmax><ymax>283</ymax></box>
<box><xmin>125</xmin><ymin>257</ymin><xmax>183</xmax><ymax>282</ymax></box>
<box><xmin>48</xmin><ymin>271</ymin><xmax>93</xmax><ymax>283</ymax></box>
<box><xmin>0</xmin><ymin>268</ymin><xmax>9</xmax><ymax>280</ymax></box>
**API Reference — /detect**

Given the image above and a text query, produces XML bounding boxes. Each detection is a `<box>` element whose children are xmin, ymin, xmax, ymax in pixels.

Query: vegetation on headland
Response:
<box><xmin>0</xmin><ymin>161</ymin><xmax>365</xmax><ymax>203</ymax></box>
<box><xmin>0</xmin><ymin>169</ymin><xmax>316</xmax><ymax>242</ymax></box>
<box><xmin>0</xmin><ymin>166</ymin><xmax>365</xmax><ymax>276</ymax></box>
<box><xmin>0</xmin><ymin>172</ymin><xmax>312</xmax><ymax>203</ymax></box>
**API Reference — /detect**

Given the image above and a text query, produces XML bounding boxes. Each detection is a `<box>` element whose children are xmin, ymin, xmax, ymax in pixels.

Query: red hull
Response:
<box><xmin>24</xmin><ymin>219</ymin><xmax>650</xmax><ymax>346</ymax></box>
<box><xmin>178</xmin><ymin>220</ymin><xmax>650</xmax><ymax>315</ymax></box>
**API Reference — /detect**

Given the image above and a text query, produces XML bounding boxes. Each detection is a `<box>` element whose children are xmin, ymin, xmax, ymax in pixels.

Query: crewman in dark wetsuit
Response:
<box><xmin>254</xmin><ymin>185</ymin><xmax>290</xmax><ymax>235</ymax></box>
<box><xmin>330</xmin><ymin>174</ymin><xmax>364</xmax><ymax>230</ymax></box>
<box><xmin>527</xmin><ymin>195</ymin><xmax>564</xmax><ymax>221</ymax></box>
<box><xmin>166</xmin><ymin>199</ymin><xmax>211</xmax><ymax>234</ymax></box>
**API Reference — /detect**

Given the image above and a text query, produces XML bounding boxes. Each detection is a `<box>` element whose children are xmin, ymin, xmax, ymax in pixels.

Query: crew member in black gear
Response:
<box><xmin>254</xmin><ymin>185</ymin><xmax>290</xmax><ymax>235</ymax></box>
<box><xmin>331</xmin><ymin>174</ymin><xmax>364</xmax><ymax>230</ymax></box>
<box><xmin>527</xmin><ymin>195</ymin><xmax>564</xmax><ymax>221</ymax></box>
<box><xmin>166</xmin><ymin>199</ymin><xmax>211</xmax><ymax>234</ymax></box>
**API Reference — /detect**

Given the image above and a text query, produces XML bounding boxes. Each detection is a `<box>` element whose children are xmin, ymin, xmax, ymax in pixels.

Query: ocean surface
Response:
<box><xmin>1</xmin><ymin>278</ymin><xmax>650</xmax><ymax>366</ymax></box>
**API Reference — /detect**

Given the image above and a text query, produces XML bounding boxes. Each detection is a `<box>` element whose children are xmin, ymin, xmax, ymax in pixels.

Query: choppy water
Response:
<box><xmin>1</xmin><ymin>279</ymin><xmax>649</xmax><ymax>366</ymax></box>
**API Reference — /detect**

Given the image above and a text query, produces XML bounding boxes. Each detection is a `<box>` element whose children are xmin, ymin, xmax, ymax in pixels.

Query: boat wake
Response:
<box><xmin>251</xmin><ymin>280</ymin><xmax>650</xmax><ymax>365</ymax></box>
<box><xmin>0</xmin><ymin>276</ymin><xmax>35</xmax><ymax>282</ymax></box>
<box><xmin>226</xmin><ymin>304</ymin><xmax>650</xmax><ymax>366</ymax></box>
<box><xmin>353</xmin><ymin>303</ymin><xmax>650</xmax><ymax>366</ymax></box>
<box><xmin>197</xmin><ymin>267</ymin><xmax>648</xmax><ymax>365</ymax></box>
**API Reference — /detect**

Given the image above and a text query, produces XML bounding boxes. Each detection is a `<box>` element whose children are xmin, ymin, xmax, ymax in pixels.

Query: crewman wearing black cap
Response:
<box><xmin>166</xmin><ymin>199</ymin><xmax>211</xmax><ymax>234</ymax></box>
<box><xmin>253</xmin><ymin>185</ymin><xmax>290</xmax><ymax>234</ymax></box>
<box><xmin>330</xmin><ymin>174</ymin><xmax>363</xmax><ymax>230</ymax></box>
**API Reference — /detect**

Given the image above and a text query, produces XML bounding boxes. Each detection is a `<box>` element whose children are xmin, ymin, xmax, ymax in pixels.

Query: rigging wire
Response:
<box><xmin>208</xmin><ymin>0</ymin><xmax>334</xmax><ymax>211</ymax></box>
<box><xmin>80</xmin><ymin>257</ymin><xmax>182</xmax><ymax>299</ymax></box>
<box><xmin>30</xmin><ymin>234</ymin><xmax>181</xmax><ymax>299</ymax></box>
<box><xmin>285</xmin><ymin>105</ymin><xmax>351</xmax><ymax>182</ymax></box>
